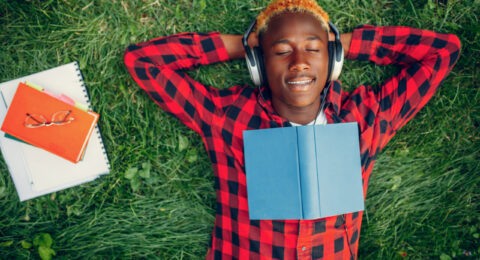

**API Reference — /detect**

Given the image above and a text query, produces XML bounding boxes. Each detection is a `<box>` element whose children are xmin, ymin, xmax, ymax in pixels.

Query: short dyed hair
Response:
<box><xmin>255</xmin><ymin>0</ymin><xmax>330</xmax><ymax>36</ymax></box>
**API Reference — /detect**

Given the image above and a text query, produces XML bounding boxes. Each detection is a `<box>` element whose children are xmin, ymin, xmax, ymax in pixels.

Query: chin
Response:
<box><xmin>286</xmin><ymin>91</ymin><xmax>322</xmax><ymax>106</ymax></box>
<box><xmin>286</xmin><ymin>99</ymin><xmax>319</xmax><ymax>109</ymax></box>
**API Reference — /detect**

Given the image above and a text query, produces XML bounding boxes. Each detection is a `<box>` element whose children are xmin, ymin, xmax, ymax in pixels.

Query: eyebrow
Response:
<box><xmin>306</xmin><ymin>36</ymin><xmax>323</xmax><ymax>41</ymax></box>
<box><xmin>271</xmin><ymin>36</ymin><xmax>324</xmax><ymax>46</ymax></box>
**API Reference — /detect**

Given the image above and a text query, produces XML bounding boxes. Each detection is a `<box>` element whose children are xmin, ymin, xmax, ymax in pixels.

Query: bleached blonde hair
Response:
<box><xmin>255</xmin><ymin>0</ymin><xmax>330</xmax><ymax>35</ymax></box>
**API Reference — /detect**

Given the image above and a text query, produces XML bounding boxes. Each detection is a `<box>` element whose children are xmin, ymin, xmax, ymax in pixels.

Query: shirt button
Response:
<box><xmin>302</xmin><ymin>246</ymin><xmax>306</xmax><ymax>251</ymax></box>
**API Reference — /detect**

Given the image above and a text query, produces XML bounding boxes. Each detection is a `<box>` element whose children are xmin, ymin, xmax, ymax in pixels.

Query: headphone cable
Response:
<box><xmin>313</xmin><ymin>80</ymin><xmax>331</xmax><ymax>125</ymax></box>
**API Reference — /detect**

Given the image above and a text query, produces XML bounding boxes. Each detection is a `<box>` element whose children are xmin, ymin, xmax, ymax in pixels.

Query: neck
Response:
<box><xmin>272</xmin><ymin>98</ymin><xmax>321</xmax><ymax>125</ymax></box>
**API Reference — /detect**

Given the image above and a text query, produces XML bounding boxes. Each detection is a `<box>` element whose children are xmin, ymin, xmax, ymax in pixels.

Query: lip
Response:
<box><xmin>285</xmin><ymin>77</ymin><xmax>316</xmax><ymax>92</ymax></box>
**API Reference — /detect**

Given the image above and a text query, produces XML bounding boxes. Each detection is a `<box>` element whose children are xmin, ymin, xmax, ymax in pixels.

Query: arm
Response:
<box><xmin>218</xmin><ymin>34</ymin><xmax>245</xmax><ymax>60</ymax></box>
<box><xmin>124</xmin><ymin>32</ymin><xmax>239</xmax><ymax>135</ymax></box>
<box><xmin>346</xmin><ymin>25</ymin><xmax>461</xmax><ymax>148</ymax></box>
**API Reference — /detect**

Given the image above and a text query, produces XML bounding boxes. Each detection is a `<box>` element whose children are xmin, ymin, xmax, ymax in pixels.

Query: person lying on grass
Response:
<box><xmin>124</xmin><ymin>0</ymin><xmax>460</xmax><ymax>259</ymax></box>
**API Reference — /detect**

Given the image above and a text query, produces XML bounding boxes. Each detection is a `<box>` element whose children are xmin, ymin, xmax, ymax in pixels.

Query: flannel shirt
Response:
<box><xmin>124</xmin><ymin>25</ymin><xmax>460</xmax><ymax>259</ymax></box>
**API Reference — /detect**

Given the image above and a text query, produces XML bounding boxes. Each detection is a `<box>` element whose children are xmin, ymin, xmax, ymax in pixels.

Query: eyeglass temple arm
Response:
<box><xmin>25</xmin><ymin>113</ymin><xmax>44</xmax><ymax>124</ymax></box>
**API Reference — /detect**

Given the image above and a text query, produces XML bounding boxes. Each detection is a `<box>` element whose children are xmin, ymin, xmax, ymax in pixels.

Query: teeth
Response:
<box><xmin>287</xmin><ymin>79</ymin><xmax>313</xmax><ymax>85</ymax></box>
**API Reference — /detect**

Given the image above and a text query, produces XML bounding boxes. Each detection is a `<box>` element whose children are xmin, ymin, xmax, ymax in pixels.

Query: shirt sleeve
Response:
<box><xmin>123</xmin><ymin>32</ymin><xmax>239</xmax><ymax>135</ymax></box>
<box><xmin>346</xmin><ymin>25</ymin><xmax>461</xmax><ymax>148</ymax></box>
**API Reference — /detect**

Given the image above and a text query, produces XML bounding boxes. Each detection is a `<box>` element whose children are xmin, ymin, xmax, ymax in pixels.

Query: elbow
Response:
<box><xmin>123</xmin><ymin>43</ymin><xmax>147</xmax><ymax>77</ymax></box>
<box><xmin>123</xmin><ymin>44</ymin><xmax>136</xmax><ymax>68</ymax></box>
<box><xmin>447</xmin><ymin>34</ymin><xmax>461</xmax><ymax>67</ymax></box>
<box><xmin>450</xmin><ymin>34</ymin><xmax>461</xmax><ymax>54</ymax></box>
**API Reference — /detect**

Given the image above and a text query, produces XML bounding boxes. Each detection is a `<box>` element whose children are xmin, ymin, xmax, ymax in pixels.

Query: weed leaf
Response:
<box><xmin>125</xmin><ymin>167</ymin><xmax>138</xmax><ymax>179</ymax></box>
<box><xmin>33</xmin><ymin>233</ymin><xmax>53</xmax><ymax>248</ymax></box>
<box><xmin>130</xmin><ymin>177</ymin><xmax>141</xmax><ymax>192</ymax></box>
<box><xmin>178</xmin><ymin>134</ymin><xmax>189</xmax><ymax>151</ymax></box>
<box><xmin>38</xmin><ymin>245</ymin><xmax>56</xmax><ymax>260</ymax></box>
<box><xmin>139</xmin><ymin>169</ymin><xmax>150</xmax><ymax>179</ymax></box>
<box><xmin>21</xmin><ymin>240</ymin><xmax>32</xmax><ymax>249</ymax></box>
<box><xmin>0</xmin><ymin>186</ymin><xmax>5</xmax><ymax>197</ymax></box>
<box><xmin>186</xmin><ymin>149</ymin><xmax>198</xmax><ymax>163</ymax></box>
<box><xmin>0</xmin><ymin>241</ymin><xmax>13</xmax><ymax>247</ymax></box>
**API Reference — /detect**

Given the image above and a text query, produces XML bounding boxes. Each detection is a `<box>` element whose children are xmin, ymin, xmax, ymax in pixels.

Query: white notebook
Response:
<box><xmin>0</xmin><ymin>62</ymin><xmax>110</xmax><ymax>201</ymax></box>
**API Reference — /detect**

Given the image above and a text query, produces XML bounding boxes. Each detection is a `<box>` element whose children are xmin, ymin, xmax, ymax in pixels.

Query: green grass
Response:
<box><xmin>0</xmin><ymin>0</ymin><xmax>479</xmax><ymax>259</ymax></box>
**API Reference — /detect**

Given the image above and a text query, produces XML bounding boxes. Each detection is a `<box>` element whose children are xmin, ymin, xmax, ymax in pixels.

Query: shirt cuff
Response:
<box><xmin>346</xmin><ymin>25</ymin><xmax>377</xmax><ymax>61</ymax></box>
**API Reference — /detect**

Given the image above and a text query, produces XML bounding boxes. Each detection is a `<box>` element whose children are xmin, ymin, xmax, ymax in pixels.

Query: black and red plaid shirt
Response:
<box><xmin>124</xmin><ymin>25</ymin><xmax>460</xmax><ymax>259</ymax></box>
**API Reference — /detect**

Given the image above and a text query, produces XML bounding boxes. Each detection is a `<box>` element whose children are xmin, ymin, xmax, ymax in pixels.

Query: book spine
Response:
<box><xmin>297</xmin><ymin>126</ymin><xmax>321</xmax><ymax>219</ymax></box>
<box><xmin>294</xmin><ymin>129</ymin><xmax>303</xmax><ymax>220</ymax></box>
<box><xmin>74</xmin><ymin>62</ymin><xmax>110</xmax><ymax>170</ymax></box>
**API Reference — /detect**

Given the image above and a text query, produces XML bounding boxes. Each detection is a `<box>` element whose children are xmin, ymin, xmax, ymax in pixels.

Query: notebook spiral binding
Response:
<box><xmin>74</xmin><ymin>62</ymin><xmax>111</xmax><ymax>169</ymax></box>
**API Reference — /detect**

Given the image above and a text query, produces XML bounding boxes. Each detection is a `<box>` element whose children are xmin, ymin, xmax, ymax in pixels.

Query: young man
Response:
<box><xmin>124</xmin><ymin>0</ymin><xmax>460</xmax><ymax>259</ymax></box>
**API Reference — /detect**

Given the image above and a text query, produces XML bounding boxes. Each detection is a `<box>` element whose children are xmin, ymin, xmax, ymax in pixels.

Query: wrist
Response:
<box><xmin>220</xmin><ymin>34</ymin><xmax>245</xmax><ymax>60</ymax></box>
<box><xmin>340</xmin><ymin>33</ymin><xmax>353</xmax><ymax>57</ymax></box>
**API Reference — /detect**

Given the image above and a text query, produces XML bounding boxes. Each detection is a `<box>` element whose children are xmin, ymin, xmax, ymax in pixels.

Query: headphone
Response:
<box><xmin>242</xmin><ymin>19</ymin><xmax>344</xmax><ymax>88</ymax></box>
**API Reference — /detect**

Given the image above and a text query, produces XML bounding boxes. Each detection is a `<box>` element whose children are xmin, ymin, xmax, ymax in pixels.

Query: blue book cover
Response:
<box><xmin>243</xmin><ymin>122</ymin><xmax>364</xmax><ymax>220</ymax></box>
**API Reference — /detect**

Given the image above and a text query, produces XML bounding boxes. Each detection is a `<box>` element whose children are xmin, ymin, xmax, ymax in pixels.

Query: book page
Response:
<box><xmin>315</xmin><ymin>122</ymin><xmax>364</xmax><ymax>218</ymax></box>
<box><xmin>243</xmin><ymin>127</ymin><xmax>303</xmax><ymax>220</ymax></box>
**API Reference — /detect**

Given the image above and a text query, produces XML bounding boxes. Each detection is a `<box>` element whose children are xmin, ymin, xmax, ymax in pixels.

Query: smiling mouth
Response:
<box><xmin>287</xmin><ymin>79</ymin><xmax>313</xmax><ymax>85</ymax></box>
<box><xmin>286</xmin><ymin>78</ymin><xmax>315</xmax><ymax>91</ymax></box>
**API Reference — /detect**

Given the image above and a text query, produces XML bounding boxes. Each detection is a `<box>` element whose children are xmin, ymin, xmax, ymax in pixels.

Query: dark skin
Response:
<box><xmin>220</xmin><ymin>12</ymin><xmax>353</xmax><ymax>124</ymax></box>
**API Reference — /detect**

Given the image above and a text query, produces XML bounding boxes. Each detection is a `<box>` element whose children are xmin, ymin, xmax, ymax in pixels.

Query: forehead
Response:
<box><xmin>261</xmin><ymin>12</ymin><xmax>327</xmax><ymax>44</ymax></box>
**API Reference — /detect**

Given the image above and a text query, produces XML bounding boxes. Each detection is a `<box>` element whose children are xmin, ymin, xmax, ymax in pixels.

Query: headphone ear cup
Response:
<box><xmin>327</xmin><ymin>41</ymin><xmax>335</xmax><ymax>82</ymax></box>
<box><xmin>253</xmin><ymin>46</ymin><xmax>266</xmax><ymax>86</ymax></box>
<box><xmin>327</xmin><ymin>40</ymin><xmax>344</xmax><ymax>82</ymax></box>
<box><xmin>245</xmin><ymin>47</ymin><xmax>262</xmax><ymax>87</ymax></box>
<box><xmin>245</xmin><ymin>46</ymin><xmax>265</xmax><ymax>87</ymax></box>
<box><xmin>330</xmin><ymin>40</ymin><xmax>344</xmax><ymax>81</ymax></box>
<box><xmin>327</xmin><ymin>21</ymin><xmax>344</xmax><ymax>81</ymax></box>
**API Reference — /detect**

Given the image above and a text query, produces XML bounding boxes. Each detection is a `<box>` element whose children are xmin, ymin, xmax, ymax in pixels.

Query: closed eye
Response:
<box><xmin>275</xmin><ymin>50</ymin><xmax>291</xmax><ymax>55</ymax></box>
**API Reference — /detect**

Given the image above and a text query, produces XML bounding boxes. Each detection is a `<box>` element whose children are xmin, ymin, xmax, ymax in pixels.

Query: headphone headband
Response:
<box><xmin>242</xmin><ymin>20</ymin><xmax>257</xmax><ymax>66</ymax></box>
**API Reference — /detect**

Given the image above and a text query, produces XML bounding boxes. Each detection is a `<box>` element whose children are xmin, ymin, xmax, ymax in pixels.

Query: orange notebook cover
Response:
<box><xmin>1</xmin><ymin>82</ymin><xmax>99</xmax><ymax>163</ymax></box>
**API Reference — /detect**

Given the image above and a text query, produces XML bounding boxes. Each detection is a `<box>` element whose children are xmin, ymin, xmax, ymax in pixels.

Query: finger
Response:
<box><xmin>248</xmin><ymin>33</ymin><xmax>259</xmax><ymax>47</ymax></box>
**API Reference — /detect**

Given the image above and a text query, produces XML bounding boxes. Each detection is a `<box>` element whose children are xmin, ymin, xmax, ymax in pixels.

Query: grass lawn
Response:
<box><xmin>1</xmin><ymin>0</ymin><xmax>479</xmax><ymax>259</ymax></box>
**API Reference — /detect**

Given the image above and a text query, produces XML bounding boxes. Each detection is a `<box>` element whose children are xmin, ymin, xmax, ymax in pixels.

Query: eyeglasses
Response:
<box><xmin>24</xmin><ymin>110</ymin><xmax>74</xmax><ymax>128</ymax></box>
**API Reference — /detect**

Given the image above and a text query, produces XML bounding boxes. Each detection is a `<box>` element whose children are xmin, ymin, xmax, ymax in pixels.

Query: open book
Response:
<box><xmin>243</xmin><ymin>122</ymin><xmax>364</xmax><ymax>220</ymax></box>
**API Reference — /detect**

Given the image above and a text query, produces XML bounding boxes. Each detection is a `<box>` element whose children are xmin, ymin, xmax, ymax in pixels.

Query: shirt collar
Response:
<box><xmin>289</xmin><ymin>109</ymin><xmax>327</xmax><ymax>126</ymax></box>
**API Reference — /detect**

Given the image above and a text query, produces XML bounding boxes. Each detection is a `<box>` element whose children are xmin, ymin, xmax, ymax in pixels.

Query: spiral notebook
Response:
<box><xmin>0</xmin><ymin>62</ymin><xmax>110</xmax><ymax>201</ymax></box>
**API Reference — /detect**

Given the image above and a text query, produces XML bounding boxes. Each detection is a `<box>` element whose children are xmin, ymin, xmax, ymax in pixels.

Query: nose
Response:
<box><xmin>288</xmin><ymin>51</ymin><xmax>310</xmax><ymax>72</ymax></box>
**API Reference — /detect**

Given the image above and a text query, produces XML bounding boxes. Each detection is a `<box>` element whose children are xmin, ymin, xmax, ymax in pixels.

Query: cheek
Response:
<box><xmin>314</xmin><ymin>53</ymin><xmax>329</xmax><ymax>81</ymax></box>
<box><xmin>264</xmin><ymin>58</ymin><xmax>284</xmax><ymax>83</ymax></box>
